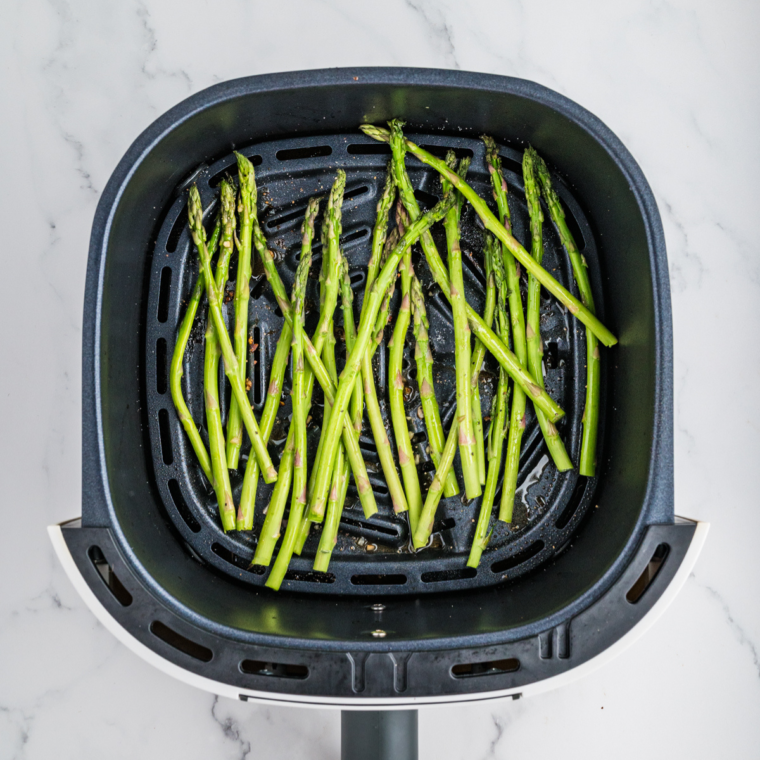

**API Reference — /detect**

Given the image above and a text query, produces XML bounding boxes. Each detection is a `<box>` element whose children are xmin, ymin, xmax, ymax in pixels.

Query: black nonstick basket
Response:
<box><xmin>53</xmin><ymin>69</ymin><xmax>704</xmax><ymax>726</ymax></box>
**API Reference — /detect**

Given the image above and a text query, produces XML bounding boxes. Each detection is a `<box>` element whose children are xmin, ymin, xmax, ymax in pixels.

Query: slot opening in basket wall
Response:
<box><xmin>451</xmin><ymin>658</ymin><xmax>520</xmax><ymax>678</ymax></box>
<box><xmin>240</xmin><ymin>660</ymin><xmax>309</xmax><ymax>680</ymax></box>
<box><xmin>88</xmin><ymin>546</ymin><xmax>133</xmax><ymax>607</ymax></box>
<box><xmin>150</xmin><ymin>621</ymin><xmax>213</xmax><ymax>662</ymax></box>
<box><xmin>626</xmin><ymin>544</ymin><xmax>670</xmax><ymax>604</ymax></box>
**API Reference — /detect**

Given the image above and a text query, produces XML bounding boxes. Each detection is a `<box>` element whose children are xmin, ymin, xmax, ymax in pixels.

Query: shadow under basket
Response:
<box><xmin>57</xmin><ymin>68</ymin><xmax>704</xmax><ymax>710</ymax></box>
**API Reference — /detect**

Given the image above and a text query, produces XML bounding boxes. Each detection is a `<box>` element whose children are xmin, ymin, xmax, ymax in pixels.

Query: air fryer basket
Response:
<box><xmin>59</xmin><ymin>68</ymin><xmax>695</xmax><ymax>703</ymax></box>
<box><xmin>143</xmin><ymin>129</ymin><xmax>599</xmax><ymax>595</ymax></box>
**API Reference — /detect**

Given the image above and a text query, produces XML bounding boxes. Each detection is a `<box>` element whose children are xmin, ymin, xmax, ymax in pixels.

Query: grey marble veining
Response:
<box><xmin>1</xmin><ymin>0</ymin><xmax>759</xmax><ymax>757</ymax></box>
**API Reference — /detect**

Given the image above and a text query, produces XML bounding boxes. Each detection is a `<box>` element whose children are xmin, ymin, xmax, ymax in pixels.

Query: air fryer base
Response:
<box><xmin>49</xmin><ymin>518</ymin><xmax>707</xmax><ymax>708</ymax></box>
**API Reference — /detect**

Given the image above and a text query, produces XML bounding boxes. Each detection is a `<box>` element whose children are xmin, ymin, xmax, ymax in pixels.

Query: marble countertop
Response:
<box><xmin>2</xmin><ymin>0</ymin><xmax>759</xmax><ymax>757</ymax></box>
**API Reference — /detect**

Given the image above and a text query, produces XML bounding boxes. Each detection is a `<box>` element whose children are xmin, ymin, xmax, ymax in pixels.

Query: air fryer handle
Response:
<box><xmin>341</xmin><ymin>710</ymin><xmax>418</xmax><ymax>760</ymax></box>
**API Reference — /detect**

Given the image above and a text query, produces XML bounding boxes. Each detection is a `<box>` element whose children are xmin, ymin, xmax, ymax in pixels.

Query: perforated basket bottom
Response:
<box><xmin>145</xmin><ymin>131</ymin><xmax>604</xmax><ymax>595</ymax></box>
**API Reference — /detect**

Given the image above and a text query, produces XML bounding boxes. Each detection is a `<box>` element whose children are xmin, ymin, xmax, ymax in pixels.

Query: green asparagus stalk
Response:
<box><xmin>412</xmin><ymin>415</ymin><xmax>459</xmax><ymax>549</ymax></box>
<box><xmin>523</xmin><ymin>148</ymin><xmax>573</xmax><ymax>472</ymax></box>
<box><xmin>237</xmin><ymin>198</ymin><xmax>321</xmax><ymax>530</ymax></box>
<box><xmin>203</xmin><ymin>320</ymin><xmax>235</xmax><ymax>530</ymax></box>
<box><xmin>295</xmin><ymin>238</ymin><xmax>339</xmax><ymax>554</ymax></box>
<box><xmin>410</xmin><ymin>275</ymin><xmax>459</xmax><ymax>497</ymax></box>
<box><xmin>226</xmin><ymin>153</ymin><xmax>257</xmax><ymax>469</ymax></box>
<box><xmin>371</xmin><ymin>230</ymin><xmax>399</xmax><ymax>349</ymax></box>
<box><xmin>415</xmin><ymin>240</ymin><xmax>506</xmax><ymax>555</ymax></box>
<box><xmin>252</xmin><ymin>433</ymin><xmax>294</xmax><ymax>566</ymax></box>
<box><xmin>482</xmin><ymin>137</ymin><xmax>526</xmax><ymax>523</ymax></box>
<box><xmin>358</xmin><ymin>124</ymin><xmax>617</xmax><ymax>348</ymax></box>
<box><xmin>362</xmin><ymin>229</ymin><xmax>408</xmax><ymax>514</ymax></box>
<box><xmin>265</xmin><ymin>237</ymin><xmax>311</xmax><ymax>591</ymax></box>
<box><xmin>387</xmin><ymin>207</ymin><xmax>423</xmax><ymax>529</ymax></box>
<box><xmin>470</xmin><ymin>250</ymin><xmax>496</xmax><ymax>486</ymax></box>
<box><xmin>169</xmin><ymin>216</ymin><xmax>221</xmax><ymax>485</ymax></box>
<box><xmin>307</xmin><ymin>172</ymin><xmax>353</xmax><ymax>519</ymax></box>
<box><xmin>306</xmin><ymin>192</ymin><xmax>458</xmax><ymax>524</ymax></box>
<box><xmin>468</xmin><ymin>234</ymin><xmax>511</xmax><ymax>565</ymax></box>
<box><xmin>535</xmin><ymin>152</ymin><xmax>600</xmax><ymax>477</ymax></box>
<box><xmin>368</xmin><ymin>166</ymin><xmax>397</xmax><ymax>292</ymax></box>
<box><xmin>252</xmin><ymin>191</ymin><xmax>378</xmax><ymax>521</ymax></box>
<box><xmin>306</xmin><ymin>195</ymin><xmax>340</xmax><ymax>505</ymax></box>
<box><xmin>385</xmin><ymin>120</ymin><xmax>474</xmax><ymax>492</ymax></box>
<box><xmin>362</xmin><ymin>122</ymin><xmax>564</xmax><ymax>423</ymax></box>
<box><xmin>442</xmin><ymin>150</ymin><xmax>481</xmax><ymax>500</ymax></box>
<box><xmin>203</xmin><ymin>181</ymin><xmax>237</xmax><ymax>531</ymax></box>
<box><xmin>313</xmin><ymin>441</ymin><xmax>349</xmax><ymax>573</ymax></box>
<box><xmin>340</xmin><ymin>254</ymin><xmax>364</xmax><ymax>433</ymax></box>
<box><xmin>187</xmin><ymin>185</ymin><xmax>278</xmax><ymax>483</ymax></box>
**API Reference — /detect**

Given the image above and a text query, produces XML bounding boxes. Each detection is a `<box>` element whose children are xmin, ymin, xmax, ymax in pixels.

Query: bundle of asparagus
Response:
<box><xmin>170</xmin><ymin>123</ymin><xmax>616</xmax><ymax>589</ymax></box>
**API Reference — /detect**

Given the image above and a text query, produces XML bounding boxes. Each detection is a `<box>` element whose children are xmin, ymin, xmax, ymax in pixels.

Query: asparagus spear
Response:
<box><xmin>203</xmin><ymin>180</ymin><xmax>237</xmax><ymax>531</ymax></box>
<box><xmin>414</xmin><ymin>240</ymin><xmax>505</xmax><ymax>554</ymax></box>
<box><xmin>387</xmin><ymin>205</ymin><xmax>423</xmax><ymax>530</ymax></box>
<box><xmin>482</xmin><ymin>137</ymin><xmax>527</xmax><ymax>523</ymax></box>
<box><xmin>203</xmin><ymin>320</ymin><xmax>235</xmax><ymax>530</ymax></box>
<box><xmin>362</xmin><ymin>228</ymin><xmax>408</xmax><ymax>514</ymax></box>
<box><xmin>187</xmin><ymin>185</ymin><xmax>278</xmax><ymax>483</ymax></box>
<box><xmin>256</xmin><ymin>202</ymin><xmax>327</xmax><ymax>562</ymax></box>
<box><xmin>470</xmin><ymin>248</ymin><xmax>496</xmax><ymax>486</ymax></box>
<box><xmin>412</xmin><ymin>415</ymin><xmax>459</xmax><ymax>549</ymax></box>
<box><xmin>294</xmin><ymin>254</ymin><xmax>364</xmax><ymax>556</ymax></box>
<box><xmin>361</xmin><ymin>123</ymin><xmax>564</xmax><ymax>423</ymax></box>
<box><xmin>313</xmin><ymin>436</ymin><xmax>349</xmax><ymax>573</ymax></box>
<box><xmin>535</xmin><ymin>153</ymin><xmax>600</xmax><ymax>477</ymax></box>
<box><xmin>265</xmin><ymin>241</ymin><xmax>311</xmax><ymax>591</ymax></box>
<box><xmin>226</xmin><ymin>153</ymin><xmax>257</xmax><ymax>469</ymax></box>
<box><xmin>306</xmin><ymin>192</ymin><xmax>458</xmax><ymax>524</ymax></box>
<box><xmin>368</xmin><ymin>166</ymin><xmax>396</xmax><ymax>292</ymax></box>
<box><xmin>442</xmin><ymin>150</ymin><xmax>481</xmax><ymax>500</ymax></box>
<box><xmin>358</xmin><ymin>124</ymin><xmax>617</xmax><ymax>348</ymax></box>
<box><xmin>305</xmin><ymin>187</ymin><xmax>340</xmax><ymax>506</ymax></box>
<box><xmin>371</xmin><ymin>230</ymin><xmax>399</xmax><ymax>349</ymax></box>
<box><xmin>388</xmin><ymin>123</ymin><xmax>468</xmax><ymax>500</ymax></box>
<box><xmin>523</xmin><ymin>148</ymin><xmax>573</xmax><ymax>472</ymax></box>
<box><xmin>252</xmin><ymin>189</ymin><xmax>378</xmax><ymax>521</ymax></box>
<box><xmin>252</xmin><ymin>433</ymin><xmax>294</xmax><ymax>566</ymax></box>
<box><xmin>410</xmin><ymin>275</ymin><xmax>459</xmax><ymax>497</ymax></box>
<box><xmin>237</xmin><ymin>197</ymin><xmax>321</xmax><ymax>531</ymax></box>
<box><xmin>340</xmin><ymin>254</ymin><xmax>364</xmax><ymax>433</ymax></box>
<box><xmin>306</xmin><ymin>173</ymin><xmax>354</xmax><ymax>520</ymax></box>
<box><xmin>169</xmin><ymin>217</ymin><xmax>221</xmax><ymax>485</ymax></box>
<box><xmin>468</xmin><ymin>234</ymin><xmax>511</xmax><ymax>565</ymax></box>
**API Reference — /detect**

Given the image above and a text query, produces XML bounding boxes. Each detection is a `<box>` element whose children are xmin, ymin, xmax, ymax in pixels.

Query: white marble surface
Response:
<box><xmin>1</xmin><ymin>0</ymin><xmax>759</xmax><ymax>757</ymax></box>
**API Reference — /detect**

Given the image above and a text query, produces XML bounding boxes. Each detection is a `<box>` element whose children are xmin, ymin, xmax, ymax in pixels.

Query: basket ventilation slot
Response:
<box><xmin>150</xmin><ymin>621</ymin><xmax>212</xmax><ymax>662</ymax></box>
<box><xmin>626</xmin><ymin>543</ymin><xmax>669</xmax><ymax>604</ymax></box>
<box><xmin>421</xmin><ymin>566</ymin><xmax>476</xmax><ymax>584</ymax></box>
<box><xmin>347</xmin><ymin>143</ymin><xmax>391</xmax><ymax>155</ymax></box>
<box><xmin>158</xmin><ymin>409</ymin><xmax>173</xmax><ymax>464</ymax></box>
<box><xmin>556</xmin><ymin>477</ymin><xmax>587</xmax><ymax>530</ymax></box>
<box><xmin>209</xmin><ymin>155</ymin><xmax>262</xmax><ymax>188</ymax></box>
<box><xmin>276</xmin><ymin>145</ymin><xmax>332</xmax><ymax>161</ymax></box>
<box><xmin>240</xmin><ymin>660</ymin><xmax>309</xmax><ymax>680</ymax></box>
<box><xmin>88</xmin><ymin>546</ymin><xmax>133</xmax><ymax>607</ymax></box>
<box><xmin>166</xmin><ymin>214</ymin><xmax>186</xmax><ymax>253</ymax></box>
<box><xmin>211</xmin><ymin>543</ymin><xmax>264</xmax><ymax>574</ymax></box>
<box><xmin>157</xmin><ymin>267</ymin><xmax>172</xmax><ymax>322</ymax></box>
<box><xmin>351</xmin><ymin>574</ymin><xmax>407</xmax><ymax>586</ymax></box>
<box><xmin>155</xmin><ymin>338</ymin><xmax>167</xmax><ymax>394</ymax></box>
<box><xmin>420</xmin><ymin>145</ymin><xmax>474</xmax><ymax>160</ymax></box>
<box><xmin>168</xmin><ymin>479</ymin><xmax>201</xmax><ymax>533</ymax></box>
<box><xmin>451</xmin><ymin>658</ymin><xmax>519</xmax><ymax>678</ymax></box>
<box><xmin>497</xmin><ymin>154</ymin><xmax>524</xmax><ymax>176</ymax></box>
<box><xmin>491</xmin><ymin>540</ymin><xmax>544</xmax><ymax>574</ymax></box>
